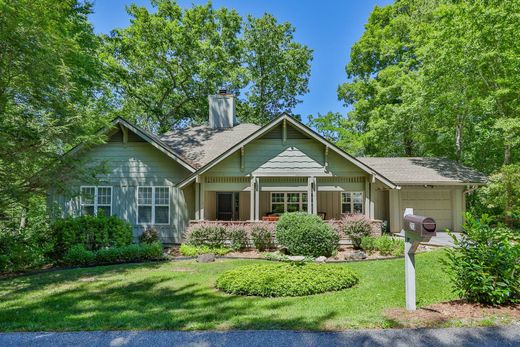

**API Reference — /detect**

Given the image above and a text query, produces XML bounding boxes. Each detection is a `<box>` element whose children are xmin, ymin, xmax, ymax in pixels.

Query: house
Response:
<box><xmin>49</xmin><ymin>92</ymin><xmax>487</xmax><ymax>244</ymax></box>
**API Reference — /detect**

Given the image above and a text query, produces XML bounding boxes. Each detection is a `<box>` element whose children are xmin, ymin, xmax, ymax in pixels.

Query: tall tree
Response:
<box><xmin>0</xmin><ymin>0</ymin><xmax>106</xmax><ymax>223</ymax></box>
<box><xmin>240</xmin><ymin>14</ymin><xmax>312</xmax><ymax>124</ymax></box>
<box><xmin>313</xmin><ymin>0</ymin><xmax>519</xmax><ymax>174</ymax></box>
<box><xmin>101</xmin><ymin>0</ymin><xmax>244</xmax><ymax>133</ymax></box>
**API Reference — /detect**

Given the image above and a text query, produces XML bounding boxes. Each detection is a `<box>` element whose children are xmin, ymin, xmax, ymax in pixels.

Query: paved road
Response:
<box><xmin>1</xmin><ymin>326</ymin><xmax>519</xmax><ymax>347</ymax></box>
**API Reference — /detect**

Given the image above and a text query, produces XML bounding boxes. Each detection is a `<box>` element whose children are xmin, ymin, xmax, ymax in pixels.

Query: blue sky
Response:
<box><xmin>89</xmin><ymin>0</ymin><xmax>393</xmax><ymax>120</ymax></box>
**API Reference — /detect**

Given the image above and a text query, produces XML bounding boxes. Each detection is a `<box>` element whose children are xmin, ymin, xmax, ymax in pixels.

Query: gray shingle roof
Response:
<box><xmin>357</xmin><ymin>157</ymin><xmax>487</xmax><ymax>185</ymax></box>
<box><xmin>159</xmin><ymin>123</ymin><xmax>261</xmax><ymax>168</ymax></box>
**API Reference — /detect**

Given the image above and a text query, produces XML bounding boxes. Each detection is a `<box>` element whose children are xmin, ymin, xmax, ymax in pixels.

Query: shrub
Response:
<box><xmin>216</xmin><ymin>263</ymin><xmax>359</xmax><ymax>297</ymax></box>
<box><xmin>361</xmin><ymin>235</ymin><xmax>404</xmax><ymax>256</ymax></box>
<box><xmin>139</xmin><ymin>227</ymin><xmax>160</xmax><ymax>244</ymax></box>
<box><xmin>251</xmin><ymin>225</ymin><xmax>273</xmax><ymax>252</ymax></box>
<box><xmin>50</xmin><ymin>214</ymin><xmax>132</xmax><ymax>259</ymax></box>
<box><xmin>62</xmin><ymin>242</ymin><xmax>164</xmax><ymax>267</ymax></box>
<box><xmin>227</xmin><ymin>226</ymin><xmax>249</xmax><ymax>250</ymax></box>
<box><xmin>62</xmin><ymin>245</ymin><xmax>95</xmax><ymax>266</ymax></box>
<box><xmin>179</xmin><ymin>244</ymin><xmax>232</xmax><ymax>256</ymax></box>
<box><xmin>276</xmin><ymin>212</ymin><xmax>339</xmax><ymax>257</ymax></box>
<box><xmin>445</xmin><ymin>213</ymin><xmax>520</xmax><ymax>305</ymax></box>
<box><xmin>343</xmin><ymin>214</ymin><xmax>372</xmax><ymax>249</ymax></box>
<box><xmin>185</xmin><ymin>223</ymin><xmax>227</xmax><ymax>247</ymax></box>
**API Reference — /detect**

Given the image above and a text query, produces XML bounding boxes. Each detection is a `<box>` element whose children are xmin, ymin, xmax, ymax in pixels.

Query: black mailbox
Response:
<box><xmin>403</xmin><ymin>214</ymin><xmax>437</xmax><ymax>238</ymax></box>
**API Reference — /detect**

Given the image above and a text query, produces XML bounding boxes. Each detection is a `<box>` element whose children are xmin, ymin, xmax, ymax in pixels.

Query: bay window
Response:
<box><xmin>137</xmin><ymin>186</ymin><xmax>170</xmax><ymax>224</ymax></box>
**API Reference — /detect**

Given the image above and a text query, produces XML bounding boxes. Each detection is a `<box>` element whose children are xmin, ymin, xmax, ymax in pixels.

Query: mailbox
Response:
<box><xmin>403</xmin><ymin>214</ymin><xmax>437</xmax><ymax>238</ymax></box>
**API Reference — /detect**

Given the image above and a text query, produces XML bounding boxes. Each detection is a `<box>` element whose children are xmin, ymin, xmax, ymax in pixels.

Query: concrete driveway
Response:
<box><xmin>1</xmin><ymin>325</ymin><xmax>519</xmax><ymax>347</ymax></box>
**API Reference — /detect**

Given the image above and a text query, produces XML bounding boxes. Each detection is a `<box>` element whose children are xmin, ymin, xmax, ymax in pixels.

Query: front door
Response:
<box><xmin>216</xmin><ymin>192</ymin><xmax>239</xmax><ymax>220</ymax></box>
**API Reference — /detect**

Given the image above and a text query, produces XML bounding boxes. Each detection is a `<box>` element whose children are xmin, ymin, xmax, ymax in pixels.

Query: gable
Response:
<box><xmin>205</xmin><ymin>122</ymin><xmax>366</xmax><ymax>177</ymax></box>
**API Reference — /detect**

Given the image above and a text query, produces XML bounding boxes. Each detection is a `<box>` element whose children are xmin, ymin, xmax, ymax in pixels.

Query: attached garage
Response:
<box><xmin>357</xmin><ymin>157</ymin><xmax>487</xmax><ymax>233</ymax></box>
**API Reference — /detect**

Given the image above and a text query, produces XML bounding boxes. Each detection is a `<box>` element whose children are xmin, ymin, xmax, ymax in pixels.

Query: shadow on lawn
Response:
<box><xmin>0</xmin><ymin>262</ymin><xmax>338</xmax><ymax>331</ymax></box>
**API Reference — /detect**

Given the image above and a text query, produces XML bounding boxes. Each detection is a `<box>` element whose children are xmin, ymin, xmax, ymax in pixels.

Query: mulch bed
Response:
<box><xmin>385</xmin><ymin>300</ymin><xmax>520</xmax><ymax>328</ymax></box>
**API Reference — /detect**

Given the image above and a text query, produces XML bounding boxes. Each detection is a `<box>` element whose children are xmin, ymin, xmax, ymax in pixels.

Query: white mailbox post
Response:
<box><xmin>401</xmin><ymin>208</ymin><xmax>437</xmax><ymax>311</ymax></box>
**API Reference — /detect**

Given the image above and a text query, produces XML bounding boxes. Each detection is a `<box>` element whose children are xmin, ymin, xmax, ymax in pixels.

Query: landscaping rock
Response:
<box><xmin>315</xmin><ymin>256</ymin><xmax>327</xmax><ymax>263</ymax></box>
<box><xmin>287</xmin><ymin>255</ymin><xmax>305</xmax><ymax>262</ymax></box>
<box><xmin>346</xmin><ymin>250</ymin><xmax>367</xmax><ymax>260</ymax></box>
<box><xmin>197</xmin><ymin>253</ymin><xmax>215</xmax><ymax>263</ymax></box>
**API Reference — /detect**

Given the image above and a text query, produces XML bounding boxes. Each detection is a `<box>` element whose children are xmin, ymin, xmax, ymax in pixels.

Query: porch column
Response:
<box><xmin>307</xmin><ymin>176</ymin><xmax>317</xmax><ymax>215</ymax></box>
<box><xmin>369</xmin><ymin>177</ymin><xmax>375</xmax><ymax>219</ymax></box>
<box><xmin>199</xmin><ymin>179</ymin><xmax>205</xmax><ymax>220</ymax></box>
<box><xmin>195</xmin><ymin>181</ymin><xmax>200</xmax><ymax>220</ymax></box>
<box><xmin>389</xmin><ymin>189</ymin><xmax>400</xmax><ymax>233</ymax></box>
<box><xmin>254</xmin><ymin>177</ymin><xmax>260</xmax><ymax>221</ymax></box>
<box><xmin>364</xmin><ymin>178</ymin><xmax>370</xmax><ymax>218</ymax></box>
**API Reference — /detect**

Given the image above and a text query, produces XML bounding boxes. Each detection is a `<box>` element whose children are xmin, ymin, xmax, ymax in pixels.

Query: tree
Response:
<box><xmin>478</xmin><ymin>165</ymin><xmax>520</xmax><ymax>228</ymax></box>
<box><xmin>102</xmin><ymin>2</ymin><xmax>313</xmax><ymax>131</ymax></box>
<box><xmin>101</xmin><ymin>0</ymin><xmax>244</xmax><ymax>133</ymax></box>
<box><xmin>240</xmin><ymin>14</ymin><xmax>312</xmax><ymax>124</ymax></box>
<box><xmin>314</xmin><ymin>0</ymin><xmax>519</xmax><ymax>174</ymax></box>
<box><xmin>0</xmin><ymin>0</ymin><xmax>106</xmax><ymax>226</ymax></box>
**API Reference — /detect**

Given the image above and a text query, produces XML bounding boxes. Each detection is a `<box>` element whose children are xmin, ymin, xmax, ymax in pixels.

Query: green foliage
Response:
<box><xmin>0</xmin><ymin>198</ymin><xmax>53</xmax><ymax>273</ymax></box>
<box><xmin>275</xmin><ymin>213</ymin><xmax>339</xmax><ymax>257</ymax></box>
<box><xmin>240</xmin><ymin>14</ymin><xmax>312</xmax><ymax>124</ymax></box>
<box><xmin>62</xmin><ymin>242</ymin><xmax>164</xmax><ymax>267</ymax></box>
<box><xmin>0</xmin><ymin>0</ymin><xmax>108</xmax><ymax>217</ymax></box>
<box><xmin>263</xmin><ymin>252</ymin><xmax>314</xmax><ymax>263</ymax></box>
<box><xmin>477</xmin><ymin>165</ymin><xmax>520</xmax><ymax>228</ymax></box>
<box><xmin>62</xmin><ymin>245</ymin><xmax>96</xmax><ymax>266</ymax></box>
<box><xmin>139</xmin><ymin>227</ymin><xmax>160</xmax><ymax>244</ymax></box>
<box><xmin>250</xmin><ymin>225</ymin><xmax>274</xmax><ymax>252</ymax></box>
<box><xmin>216</xmin><ymin>263</ymin><xmax>359</xmax><ymax>297</ymax></box>
<box><xmin>343</xmin><ymin>215</ymin><xmax>372</xmax><ymax>249</ymax></box>
<box><xmin>185</xmin><ymin>224</ymin><xmax>228</xmax><ymax>248</ymax></box>
<box><xmin>227</xmin><ymin>226</ymin><xmax>249</xmax><ymax>251</ymax></box>
<box><xmin>50</xmin><ymin>214</ymin><xmax>133</xmax><ymax>259</ymax></box>
<box><xmin>444</xmin><ymin>214</ymin><xmax>520</xmax><ymax>305</ymax></box>
<box><xmin>179</xmin><ymin>244</ymin><xmax>232</xmax><ymax>257</ymax></box>
<box><xmin>101</xmin><ymin>1</ymin><xmax>312</xmax><ymax>131</ymax></box>
<box><xmin>361</xmin><ymin>236</ymin><xmax>404</xmax><ymax>257</ymax></box>
<box><xmin>313</xmin><ymin>0</ymin><xmax>519</xmax><ymax>173</ymax></box>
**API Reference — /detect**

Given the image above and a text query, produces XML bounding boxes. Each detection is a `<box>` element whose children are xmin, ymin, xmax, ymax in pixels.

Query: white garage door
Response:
<box><xmin>400</xmin><ymin>189</ymin><xmax>452</xmax><ymax>231</ymax></box>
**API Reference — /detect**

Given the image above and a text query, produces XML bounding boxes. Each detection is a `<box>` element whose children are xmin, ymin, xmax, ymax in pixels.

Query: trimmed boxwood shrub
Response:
<box><xmin>445</xmin><ymin>213</ymin><xmax>520</xmax><ymax>305</ymax></box>
<box><xmin>62</xmin><ymin>242</ymin><xmax>164</xmax><ymax>266</ymax></box>
<box><xmin>216</xmin><ymin>263</ymin><xmax>359</xmax><ymax>297</ymax></box>
<box><xmin>275</xmin><ymin>212</ymin><xmax>339</xmax><ymax>257</ymax></box>
<box><xmin>50</xmin><ymin>214</ymin><xmax>132</xmax><ymax>259</ymax></box>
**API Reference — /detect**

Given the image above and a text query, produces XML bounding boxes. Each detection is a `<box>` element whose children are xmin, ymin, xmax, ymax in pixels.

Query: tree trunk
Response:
<box><xmin>455</xmin><ymin>115</ymin><xmax>463</xmax><ymax>162</ymax></box>
<box><xmin>504</xmin><ymin>143</ymin><xmax>511</xmax><ymax>165</ymax></box>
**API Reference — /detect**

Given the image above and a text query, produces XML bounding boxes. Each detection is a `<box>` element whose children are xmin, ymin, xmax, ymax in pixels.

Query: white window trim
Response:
<box><xmin>136</xmin><ymin>186</ymin><xmax>170</xmax><ymax>225</ymax></box>
<box><xmin>341</xmin><ymin>191</ymin><xmax>364</xmax><ymax>214</ymax></box>
<box><xmin>270</xmin><ymin>192</ymin><xmax>308</xmax><ymax>213</ymax></box>
<box><xmin>80</xmin><ymin>186</ymin><xmax>113</xmax><ymax>216</ymax></box>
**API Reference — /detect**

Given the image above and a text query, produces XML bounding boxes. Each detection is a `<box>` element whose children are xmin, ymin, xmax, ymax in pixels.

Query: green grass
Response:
<box><xmin>0</xmin><ymin>250</ymin><xmax>456</xmax><ymax>331</ymax></box>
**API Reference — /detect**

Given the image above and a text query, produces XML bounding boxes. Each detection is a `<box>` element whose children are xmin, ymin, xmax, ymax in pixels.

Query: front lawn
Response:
<box><xmin>0</xmin><ymin>250</ymin><xmax>455</xmax><ymax>331</ymax></box>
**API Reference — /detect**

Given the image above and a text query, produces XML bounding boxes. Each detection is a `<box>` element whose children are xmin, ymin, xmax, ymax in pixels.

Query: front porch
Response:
<box><xmin>192</xmin><ymin>175</ymin><xmax>386</xmax><ymax>222</ymax></box>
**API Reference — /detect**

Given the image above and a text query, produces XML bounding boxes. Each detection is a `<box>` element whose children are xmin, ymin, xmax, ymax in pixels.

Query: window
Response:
<box><xmin>137</xmin><ymin>186</ymin><xmax>170</xmax><ymax>224</ymax></box>
<box><xmin>270</xmin><ymin>192</ymin><xmax>308</xmax><ymax>214</ymax></box>
<box><xmin>80</xmin><ymin>186</ymin><xmax>112</xmax><ymax>216</ymax></box>
<box><xmin>341</xmin><ymin>192</ymin><xmax>363</xmax><ymax>214</ymax></box>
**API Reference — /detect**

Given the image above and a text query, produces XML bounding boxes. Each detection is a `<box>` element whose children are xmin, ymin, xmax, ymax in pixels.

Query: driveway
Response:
<box><xmin>1</xmin><ymin>326</ymin><xmax>519</xmax><ymax>347</ymax></box>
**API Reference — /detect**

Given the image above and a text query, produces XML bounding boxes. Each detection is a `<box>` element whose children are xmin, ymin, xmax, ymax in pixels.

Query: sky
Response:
<box><xmin>89</xmin><ymin>0</ymin><xmax>393</xmax><ymax>121</ymax></box>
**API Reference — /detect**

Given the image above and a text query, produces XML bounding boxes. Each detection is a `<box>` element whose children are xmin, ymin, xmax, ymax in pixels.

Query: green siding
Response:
<box><xmin>206</xmin><ymin>136</ymin><xmax>366</xmax><ymax>177</ymax></box>
<box><xmin>52</xmin><ymin>140</ymin><xmax>192</xmax><ymax>244</ymax></box>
